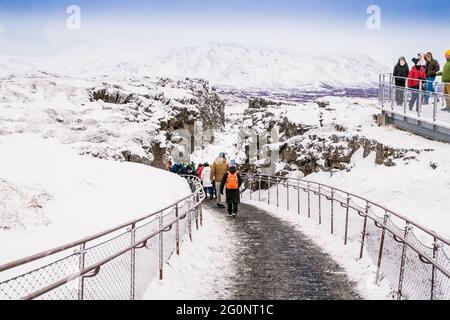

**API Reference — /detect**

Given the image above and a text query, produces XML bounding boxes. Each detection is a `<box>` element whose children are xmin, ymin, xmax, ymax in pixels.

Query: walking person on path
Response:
<box><xmin>220</xmin><ymin>165</ymin><xmax>243</xmax><ymax>218</ymax></box>
<box><xmin>211</xmin><ymin>152</ymin><xmax>229</xmax><ymax>208</ymax></box>
<box><xmin>200</xmin><ymin>163</ymin><xmax>214</xmax><ymax>200</ymax></box>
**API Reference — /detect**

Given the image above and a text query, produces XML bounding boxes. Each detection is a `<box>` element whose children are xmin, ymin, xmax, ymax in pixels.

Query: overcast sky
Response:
<box><xmin>0</xmin><ymin>0</ymin><xmax>449</xmax><ymax>66</ymax></box>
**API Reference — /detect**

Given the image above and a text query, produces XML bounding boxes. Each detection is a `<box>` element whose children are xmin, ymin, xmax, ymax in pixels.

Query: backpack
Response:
<box><xmin>226</xmin><ymin>171</ymin><xmax>239</xmax><ymax>190</ymax></box>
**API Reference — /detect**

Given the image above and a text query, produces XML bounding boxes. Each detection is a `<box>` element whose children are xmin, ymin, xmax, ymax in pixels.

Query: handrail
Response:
<box><xmin>22</xmin><ymin>210</ymin><xmax>193</xmax><ymax>300</ymax></box>
<box><xmin>380</xmin><ymin>72</ymin><xmax>447</xmax><ymax>85</ymax></box>
<box><xmin>240</xmin><ymin>172</ymin><xmax>450</xmax><ymax>300</ymax></box>
<box><xmin>0</xmin><ymin>175</ymin><xmax>205</xmax><ymax>301</ymax></box>
<box><xmin>243</xmin><ymin>173</ymin><xmax>450</xmax><ymax>246</ymax></box>
<box><xmin>0</xmin><ymin>175</ymin><xmax>204</xmax><ymax>273</ymax></box>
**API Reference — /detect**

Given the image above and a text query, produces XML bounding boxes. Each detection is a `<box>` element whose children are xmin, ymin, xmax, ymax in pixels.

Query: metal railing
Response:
<box><xmin>0</xmin><ymin>175</ymin><xmax>205</xmax><ymax>300</ymax></box>
<box><xmin>379</xmin><ymin>73</ymin><xmax>450</xmax><ymax>126</ymax></box>
<box><xmin>240</xmin><ymin>173</ymin><xmax>450</xmax><ymax>300</ymax></box>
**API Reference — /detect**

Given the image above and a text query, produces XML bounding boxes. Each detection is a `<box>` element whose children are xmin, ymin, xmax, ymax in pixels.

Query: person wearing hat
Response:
<box><xmin>220</xmin><ymin>165</ymin><xmax>243</xmax><ymax>218</ymax></box>
<box><xmin>437</xmin><ymin>50</ymin><xmax>450</xmax><ymax>110</ymax></box>
<box><xmin>407</xmin><ymin>58</ymin><xmax>426</xmax><ymax>111</ymax></box>
<box><xmin>393</xmin><ymin>56</ymin><xmax>409</xmax><ymax>106</ymax></box>
<box><xmin>211</xmin><ymin>152</ymin><xmax>229</xmax><ymax>208</ymax></box>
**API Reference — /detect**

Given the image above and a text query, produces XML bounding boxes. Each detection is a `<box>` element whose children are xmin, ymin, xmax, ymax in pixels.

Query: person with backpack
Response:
<box><xmin>437</xmin><ymin>49</ymin><xmax>450</xmax><ymax>110</ymax></box>
<box><xmin>393</xmin><ymin>56</ymin><xmax>409</xmax><ymax>106</ymax></box>
<box><xmin>408</xmin><ymin>58</ymin><xmax>426</xmax><ymax>111</ymax></box>
<box><xmin>424</xmin><ymin>52</ymin><xmax>440</xmax><ymax>105</ymax></box>
<box><xmin>220</xmin><ymin>165</ymin><xmax>243</xmax><ymax>218</ymax></box>
<box><xmin>200</xmin><ymin>163</ymin><xmax>214</xmax><ymax>199</ymax></box>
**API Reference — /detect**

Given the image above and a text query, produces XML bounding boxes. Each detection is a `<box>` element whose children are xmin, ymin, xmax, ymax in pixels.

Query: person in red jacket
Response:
<box><xmin>196</xmin><ymin>163</ymin><xmax>204</xmax><ymax>179</ymax></box>
<box><xmin>408</xmin><ymin>58</ymin><xmax>426</xmax><ymax>111</ymax></box>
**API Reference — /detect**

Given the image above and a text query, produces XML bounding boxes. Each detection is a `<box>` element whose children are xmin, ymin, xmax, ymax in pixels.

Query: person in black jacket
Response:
<box><xmin>220</xmin><ymin>166</ymin><xmax>243</xmax><ymax>218</ymax></box>
<box><xmin>393</xmin><ymin>57</ymin><xmax>409</xmax><ymax>106</ymax></box>
<box><xmin>424</xmin><ymin>52</ymin><xmax>440</xmax><ymax>104</ymax></box>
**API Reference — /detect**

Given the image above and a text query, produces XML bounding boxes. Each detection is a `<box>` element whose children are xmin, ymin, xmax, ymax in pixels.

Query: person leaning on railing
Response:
<box><xmin>407</xmin><ymin>58</ymin><xmax>426</xmax><ymax>112</ymax></box>
<box><xmin>437</xmin><ymin>50</ymin><xmax>450</xmax><ymax>110</ymax></box>
<box><xmin>424</xmin><ymin>53</ymin><xmax>440</xmax><ymax>105</ymax></box>
<box><xmin>393</xmin><ymin>57</ymin><xmax>409</xmax><ymax>106</ymax></box>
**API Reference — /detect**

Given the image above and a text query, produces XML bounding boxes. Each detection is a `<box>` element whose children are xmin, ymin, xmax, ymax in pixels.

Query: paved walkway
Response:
<box><xmin>204</xmin><ymin>200</ymin><xmax>361</xmax><ymax>300</ymax></box>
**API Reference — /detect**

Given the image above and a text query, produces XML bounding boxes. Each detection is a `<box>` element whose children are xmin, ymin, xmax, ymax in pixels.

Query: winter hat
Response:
<box><xmin>219</xmin><ymin>152</ymin><xmax>226</xmax><ymax>158</ymax></box>
<box><xmin>446</xmin><ymin>49</ymin><xmax>450</xmax><ymax>57</ymax></box>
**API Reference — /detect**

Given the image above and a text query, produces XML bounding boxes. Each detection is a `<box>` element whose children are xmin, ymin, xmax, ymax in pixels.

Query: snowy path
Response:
<box><xmin>145</xmin><ymin>200</ymin><xmax>361</xmax><ymax>300</ymax></box>
<box><xmin>217</xmin><ymin>202</ymin><xmax>361</xmax><ymax>300</ymax></box>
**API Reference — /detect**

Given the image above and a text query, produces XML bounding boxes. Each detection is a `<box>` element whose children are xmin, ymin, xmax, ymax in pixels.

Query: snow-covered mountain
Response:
<box><xmin>1</xmin><ymin>43</ymin><xmax>387</xmax><ymax>90</ymax></box>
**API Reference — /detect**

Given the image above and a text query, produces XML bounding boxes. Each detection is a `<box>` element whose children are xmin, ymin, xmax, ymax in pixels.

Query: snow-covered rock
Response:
<box><xmin>0</xmin><ymin>74</ymin><xmax>225</xmax><ymax>169</ymax></box>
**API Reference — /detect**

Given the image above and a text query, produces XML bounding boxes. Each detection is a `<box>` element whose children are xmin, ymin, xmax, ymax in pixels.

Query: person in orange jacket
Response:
<box><xmin>220</xmin><ymin>165</ymin><xmax>243</xmax><ymax>218</ymax></box>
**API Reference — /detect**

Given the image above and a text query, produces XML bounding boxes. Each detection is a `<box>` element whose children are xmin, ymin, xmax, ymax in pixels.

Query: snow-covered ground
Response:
<box><xmin>280</xmin><ymin>97</ymin><xmax>450</xmax><ymax>239</ymax></box>
<box><xmin>143</xmin><ymin>208</ymin><xmax>239</xmax><ymax>300</ymax></box>
<box><xmin>244</xmin><ymin>200</ymin><xmax>393</xmax><ymax>300</ymax></box>
<box><xmin>0</xmin><ymin>134</ymin><xmax>190</xmax><ymax>263</ymax></box>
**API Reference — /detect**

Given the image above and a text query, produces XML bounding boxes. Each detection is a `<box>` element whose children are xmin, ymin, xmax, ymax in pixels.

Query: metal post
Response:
<box><xmin>77</xmin><ymin>243</ymin><xmax>86</xmax><ymax>300</ymax></box>
<box><xmin>199</xmin><ymin>203</ymin><xmax>203</xmax><ymax>227</ymax></box>
<box><xmin>344</xmin><ymin>196</ymin><xmax>350</xmax><ymax>245</ymax></box>
<box><xmin>418</xmin><ymin>81</ymin><xmax>423</xmax><ymax>116</ymax></box>
<box><xmin>188</xmin><ymin>208</ymin><xmax>192</xmax><ymax>242</ymax></box>
<box><xmin>276</xmin><ymin>178</ymin><xmax>279</xmax><ymax>208</ymax></box>
<box><xmin>159</xmin><ymin>214</ymin><xmax>164</xmax><ymax>280</ymax></box>
<box><xmin>258</xmin><ymin>177</ymin><xmax>261</xmax><ymax>201</ymax></box>
<box><xmin>268</xmin><ymin>179</ymin><xmax>271</xmax><ymax>205</ymax></box>
<box><xmin>286</xmin><ymin>181</ymin><xmax>290</xmax><ymax>211</ymax></box>
<box><xmin>297</xmin><ymin>180</ymin><xmax>300</xmax><ymax>215</ymax></box>
<box><xmin>433</xmin><ymin>93</ymin><xmax>438</xmax><ymax>122</ymax></box>
<box><xmin>249</xmin><ymin>179</ymin><xmax>253</xmax><ymax>201</ymax></box>
<box><xmin>195</xmin><ymin>198</ymin><xmax>199</xmax><ymax>231</ymax></box>
<box><xmin>318</xmin><ymin>185</ymin><xmax>322</xmax><ymax>225</ymax></box>
<box><xmin>404</xmin><ymin>87</ymin><xmax>408</xmax><ymax>114</ymax></box>
<box><xmin>391</xmin><ymin>86</ymin><xmax>395</xmax><ymax>110</ymax></box>
<box><xmin>130</xmin><ymin>223</ymin><xmax>136</xmax><ymax>300</ymax></box>
<box><xmin>330</xmin><ymin>189</ymin><xmax>334</xmax><ymax>235</ymax></box>
<box><xmin>431</xmin><ymin>237</ymin><xmax>438</xmax><ymax>300</ymax></box>
<box><xmin>359</xmin><ymin>203</ymin><xmax>369</xmax><ymax>259</ymax></box>
<box><xmin>378</xmin><ymin>74</ymin><xmax>382</xmax><ymax>104</ymax></box>
<box><xmin>307</xmin><ymin>182</ymin><xmax>311</xmax><ymax>218</ymax></box>
<box><xmin>397</xmin><ymin>224</ymin><xmax>410</xmax><ymax>300</ymax></box>
<box><xmin>375</xmin><ymin>213</ymin><xmax>388</xmax><ymax>284</ymax></box>
<box><xmin>389</xmin><ymin>78</ymin><xmax>393</xmax><ymax>108</ymax></box>
<box><xmin>175</xmin><ymin>205</ymin><xmax>180</xmax><ymax>255</ymax></box>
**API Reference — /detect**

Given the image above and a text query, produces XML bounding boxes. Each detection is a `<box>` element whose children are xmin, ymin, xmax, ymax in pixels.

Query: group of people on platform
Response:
<box><xmin>167</xmin><ymin>153</ymin><xmax>242</xmax><ymax>218</ymax></box>
<box><xmin>393</xmin><ymin>50</ymin><xmax>450</xmax><ymax>111</ymax></box>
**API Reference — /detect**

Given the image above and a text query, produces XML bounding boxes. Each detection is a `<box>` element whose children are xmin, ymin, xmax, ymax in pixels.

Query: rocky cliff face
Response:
<box><xmin>89</xmin><ymin>77</ymin><xmax>225</xmax><ymax>168</ymax></box>
<box><xmin>0</xmin><ymin>75</ymin><xmax>226</xmax><ymax>170</ymax></box>
<box><xmin>240</xmin><ymin>98</ymin><xmax>425</xmax><ymax>176</ymax></box>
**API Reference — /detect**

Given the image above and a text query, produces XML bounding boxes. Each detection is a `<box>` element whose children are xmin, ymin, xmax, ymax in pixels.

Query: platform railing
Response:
<box><xmin>241</xmin><ymin>173</ymin><xmax>450</xmax><ymax>300</ymax></box>
<box><xmin>379</xmin><ymin>73</ymin><xmax>450</xmax><ymax>126</ymax></box>
<box><xmin>0</xmin><ymin>175</ymin><xmax>205</xmax><ymax>300</ymax></box>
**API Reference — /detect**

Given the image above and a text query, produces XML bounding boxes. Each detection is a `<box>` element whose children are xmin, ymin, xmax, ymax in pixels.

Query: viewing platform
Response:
<box><xmin>378</xmin><ymin>73</ymin><xmax>450</xmax><ymax>143</ymax></box>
